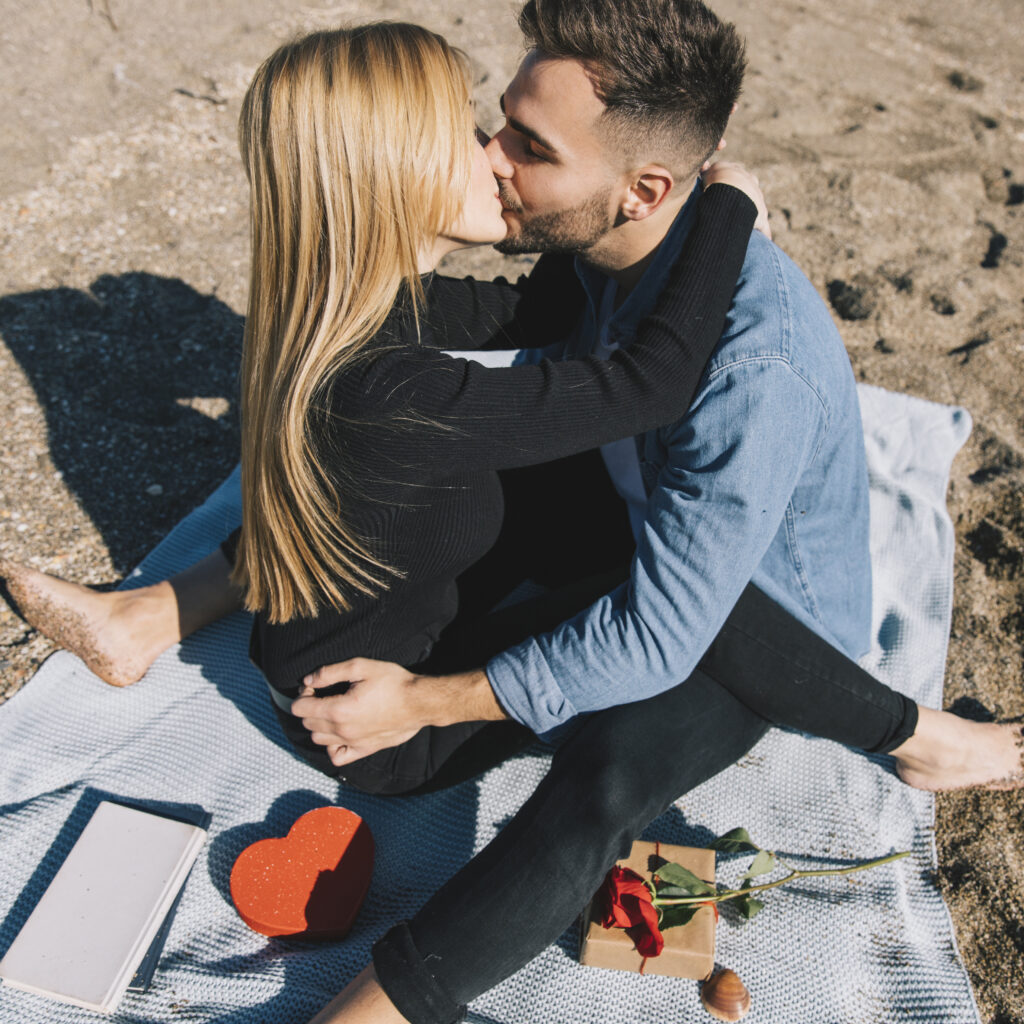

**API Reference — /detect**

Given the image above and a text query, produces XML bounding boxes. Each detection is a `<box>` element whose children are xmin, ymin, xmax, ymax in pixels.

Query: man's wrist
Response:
<box><xmin>410</xmin><ymin>669</ymin><xmax>509</xmax><ymax>727</ymax></box>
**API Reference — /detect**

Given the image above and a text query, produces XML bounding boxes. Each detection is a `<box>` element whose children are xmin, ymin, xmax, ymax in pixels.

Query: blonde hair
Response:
<box><xmin>234</xmin><ymin>23</ymin><xmax>475</xmax><ymax>622</ymax></box>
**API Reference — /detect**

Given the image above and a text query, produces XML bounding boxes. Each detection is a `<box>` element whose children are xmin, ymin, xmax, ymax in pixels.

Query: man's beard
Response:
<box><xmin>495</xmin><ymin>183</ymin><xmax>615</xmax><ymax>256</ymax></box>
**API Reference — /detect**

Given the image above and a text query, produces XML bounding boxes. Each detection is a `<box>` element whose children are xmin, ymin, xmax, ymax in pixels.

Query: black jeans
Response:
<box><xmin>313</xmin><ymin>450</ymin><xmax>915</xmax><ymax>1022</ymax></box>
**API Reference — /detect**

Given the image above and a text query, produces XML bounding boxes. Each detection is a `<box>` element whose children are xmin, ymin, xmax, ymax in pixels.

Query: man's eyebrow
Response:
<box><xmin>498</xmin><ymin>93</ymin><xmax>558</xmax><ymax>153</ymax></box>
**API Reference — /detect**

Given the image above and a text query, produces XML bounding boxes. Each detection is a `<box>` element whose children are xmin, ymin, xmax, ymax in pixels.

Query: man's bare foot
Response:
<box><xmin>891</xmin><ymin>706</ymin><xmax>1024</xmax><ymax>792</ymax></box>
<box><xmin>0</xmin><ymin>559</ymin><xmax>178</xmax><ymax>687</ymax></box>
<box><xmin>306</xmin><ymin>965</ymin><xmax>410</xmax><ymax>1024</ymax></box>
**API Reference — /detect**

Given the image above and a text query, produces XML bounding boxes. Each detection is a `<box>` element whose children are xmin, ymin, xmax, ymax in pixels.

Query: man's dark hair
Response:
<box><xmin>518</xmin><ymin>0</ymin><xmax>746</xmax><ymax>172</ymax></box>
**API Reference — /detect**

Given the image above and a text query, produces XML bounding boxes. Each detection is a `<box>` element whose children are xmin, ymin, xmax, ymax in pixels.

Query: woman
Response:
<box><xmin>2</xmin><ymin>22</ymin><xmax>1020</xmax><ymax>1024</ymax></box>
<box><xmin>4</xmin><ymin>22</ymin><xmax>772</xmax><ymax>780</ymax></box>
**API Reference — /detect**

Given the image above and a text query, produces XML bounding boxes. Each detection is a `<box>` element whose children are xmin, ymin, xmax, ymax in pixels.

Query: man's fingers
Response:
<box><xmin>303</xmin><ymin>657</ymin><xmax>368</xmax><ymax>690</ymax></box>
<box><xmin>292</xmin><ymin>697</ymin><xmax>324</xmax><ymax>721</ymax></box>
<box><xmin>329</xmin><ymin>744</ymin><xmax>363</xmax><ymax>767</ymax></box>
<box><xmin>327</xmin><ymin>743</ymin><xmax>350</xmax><ymax>767</ymax></box>
<box><xmin>310</xmin><ymin>730</ymin><xmax>345</xmax><ymax>748</ymax></box>
<box><xmin>292</xmin><ymin>691</ymin><xmax>354</xmax><ymax>721</ymax></box>
<box><xmin>299</xmin><ymin>709</ymin><xmax>347</xmax><ymax>733</ymax></box>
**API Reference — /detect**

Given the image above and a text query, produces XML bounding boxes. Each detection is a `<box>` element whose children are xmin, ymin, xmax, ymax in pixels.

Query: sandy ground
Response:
<box><xmin>0</xmin><ymin>0</ymin><xmax>1021</xmax><ymax>1019</ymax></box>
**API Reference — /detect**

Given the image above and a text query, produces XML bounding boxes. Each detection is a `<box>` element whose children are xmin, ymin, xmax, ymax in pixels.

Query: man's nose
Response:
<box><xmin>485</xmin><ymin>129</ymin><xmax>515</xmax><ymax>180</ymax></box>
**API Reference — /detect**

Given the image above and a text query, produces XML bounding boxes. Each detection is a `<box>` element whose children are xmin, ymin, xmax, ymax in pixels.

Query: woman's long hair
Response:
<box><xmin>234</xmin><ymin>23</ymin><xmax>474</xmax><ymax>622</ymax></box>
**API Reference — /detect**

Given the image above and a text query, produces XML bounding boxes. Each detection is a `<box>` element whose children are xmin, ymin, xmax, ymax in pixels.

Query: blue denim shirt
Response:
<box><xmin>486</xmin><ymin>184</ymin><xmax>873</xmax><ymax>735</ymax></box>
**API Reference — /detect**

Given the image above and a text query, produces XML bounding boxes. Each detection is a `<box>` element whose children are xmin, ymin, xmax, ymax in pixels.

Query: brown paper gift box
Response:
<box><xmin>579</xmin><ymin>840</ymin><xmax>716</xmax><ymax>979</ymax></box>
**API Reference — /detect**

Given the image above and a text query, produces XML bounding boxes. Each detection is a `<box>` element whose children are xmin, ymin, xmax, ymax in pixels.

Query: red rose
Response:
<box><xmin>597</xmin><ymin>865</ymin><xmax>665</xmax><ymax>958</ymax></box>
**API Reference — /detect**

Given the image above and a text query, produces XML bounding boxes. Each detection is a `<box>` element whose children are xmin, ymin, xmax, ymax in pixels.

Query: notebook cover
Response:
<box><xmin>0</xmin><ymin>801</ymin><xmax>207</xmax><ymax>1012</ymax></box>
<box><xmin>127</xmin><ymin>806</ymin><xmax>211</xmax><ymax>994</ymax></box>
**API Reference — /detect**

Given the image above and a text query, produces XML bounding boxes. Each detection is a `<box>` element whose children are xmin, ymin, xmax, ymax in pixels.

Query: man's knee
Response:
<box><xmin>552</xmin><ymin>735</ymin><xmax>678</xmax><ymax>841</ymax></box>
<box><xmin>550</xmin><ymin>677</ymin><xmax>771</xmax><ymax>840</ymax></box>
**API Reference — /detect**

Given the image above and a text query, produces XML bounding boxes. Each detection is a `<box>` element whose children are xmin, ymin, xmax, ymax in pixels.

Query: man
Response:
<box><xmin>294</xmin><ymin>2</ymin><xmax>883</xmax><ymax>1022</ymax></box>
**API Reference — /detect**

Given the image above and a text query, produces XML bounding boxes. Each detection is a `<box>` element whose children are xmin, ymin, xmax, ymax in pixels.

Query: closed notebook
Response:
<box><xmin>0</xmin><ymin>800</ymin><xmax>207</xmax><ymax>1013</ymax></box>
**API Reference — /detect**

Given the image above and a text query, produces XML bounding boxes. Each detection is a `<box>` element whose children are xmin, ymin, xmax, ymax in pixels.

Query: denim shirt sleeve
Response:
<box><xmin>485</xmin><ymin>356</ymin><xmax>828</xmax><ymax>734</ymax></box>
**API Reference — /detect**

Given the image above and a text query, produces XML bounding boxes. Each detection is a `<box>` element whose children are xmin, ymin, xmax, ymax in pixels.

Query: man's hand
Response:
<box><xmin>701</xmin><ymin>160</ymin><xmax>772</xmax><ymax>241</ymax></box>
<box><xmin>291</xmin><ymin>659</ymin><xmax>508</xmax><ymax>767</ymax></box>
<box><xmin>292</xmin><ymin>659</ymin><xmax>424</xmax><ymax>766</ymax></box>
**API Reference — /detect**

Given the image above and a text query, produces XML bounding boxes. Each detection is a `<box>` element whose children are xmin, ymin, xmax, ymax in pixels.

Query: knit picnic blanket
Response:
<box><xmin>0</xmin><ymin>382</ymin><xmax>980</xmax><ymax>1023</ymax></box>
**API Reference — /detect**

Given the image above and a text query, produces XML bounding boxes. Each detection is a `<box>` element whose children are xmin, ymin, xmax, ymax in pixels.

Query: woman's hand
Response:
<box><xmin>702</xmin><ymin>161</ymin><xmax>772</xmax><ymax>241</ymax></box>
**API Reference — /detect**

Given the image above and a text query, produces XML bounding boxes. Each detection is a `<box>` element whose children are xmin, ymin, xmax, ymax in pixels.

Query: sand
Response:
<box><xmin>0</xmin><ymin>0</ymin><xmax>1021</xmax><ymax>1019</ymax></box>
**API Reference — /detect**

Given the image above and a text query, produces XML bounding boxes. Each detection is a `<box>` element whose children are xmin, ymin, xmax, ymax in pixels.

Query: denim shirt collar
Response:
<box><xmin>573</xmin><ymin>178</ymin><xmax>702</xmax><ymax>348</ymax></box>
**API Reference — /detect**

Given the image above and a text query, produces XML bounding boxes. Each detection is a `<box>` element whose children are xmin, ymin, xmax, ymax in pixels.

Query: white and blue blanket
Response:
<box><xmin>0</xmin><ymin>383</ymin><xmax>980</xmax><ymax>1023</ymax></box>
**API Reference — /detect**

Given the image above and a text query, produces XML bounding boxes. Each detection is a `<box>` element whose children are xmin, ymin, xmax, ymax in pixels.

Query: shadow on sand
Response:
<box><xmin>0</xmin><ymin>272</ymin><xmax>243</xmax><ymax>573</ymax></box>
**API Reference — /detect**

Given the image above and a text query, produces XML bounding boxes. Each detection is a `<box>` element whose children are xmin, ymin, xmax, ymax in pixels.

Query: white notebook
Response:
<box><xmin>0</xmin><ymin>801</ymin><xmax>207</xmax><ymax>1013</ymax></box>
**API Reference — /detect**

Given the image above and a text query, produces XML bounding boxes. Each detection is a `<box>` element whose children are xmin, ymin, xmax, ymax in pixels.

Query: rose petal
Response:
<box><xmin>629</xmin><ymin>895</ymin><xmax>665</xmax><ymax>957</ymax></box>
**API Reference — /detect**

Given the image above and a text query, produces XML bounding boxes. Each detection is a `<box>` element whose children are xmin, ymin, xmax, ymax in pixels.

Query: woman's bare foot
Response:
<box><xmin>0</xmin><ymin>549</ymin><xmax>242</xmax><ymax>687</ymax></box>
<box><xmin>0</xmin><ymin>559</ymin><xmax>179</xmax><ymax>686</ymax></box>
<box><xmin>891</xmin><ymin>706</ymin><xmax>1024</xmax><ymax>792</ymax></box>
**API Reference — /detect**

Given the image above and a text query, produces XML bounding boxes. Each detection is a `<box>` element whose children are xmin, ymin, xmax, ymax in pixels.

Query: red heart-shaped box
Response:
<box><xmin>230</xmin><ymin>806</ymin><xmax>374</xmax><ymax>939</ymax></box>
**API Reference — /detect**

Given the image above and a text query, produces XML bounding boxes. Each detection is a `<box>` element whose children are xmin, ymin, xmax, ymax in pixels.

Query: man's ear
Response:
<box><xmin>620</xmin><ymin>165</ymin><xmax>675</xmax><ymax>221</ymax></box>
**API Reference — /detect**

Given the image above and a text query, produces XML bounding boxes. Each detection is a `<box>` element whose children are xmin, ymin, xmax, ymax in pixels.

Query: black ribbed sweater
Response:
<box><xmin>237</xmin><ymin>184</ymin><xmax>757</xmax><ymax>696</ymax></box>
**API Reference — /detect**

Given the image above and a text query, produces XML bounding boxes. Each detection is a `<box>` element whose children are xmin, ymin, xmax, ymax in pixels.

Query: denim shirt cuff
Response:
<box><xmin>486</xmin><ymin>640</ymin><xmax>578</xmax><ymax>735</ymax></box>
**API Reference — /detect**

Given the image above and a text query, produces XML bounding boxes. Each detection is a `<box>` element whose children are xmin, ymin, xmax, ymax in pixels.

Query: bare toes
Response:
<box><xmin>0</xmin><ymin>566</ymin><xmax>143</xmax><ymax>687</ymax></box>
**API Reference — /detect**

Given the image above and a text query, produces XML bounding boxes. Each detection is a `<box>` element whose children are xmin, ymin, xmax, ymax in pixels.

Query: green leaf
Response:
<box><xmin>655</xmin><ymin>885</ymin><xmax>706</xmax><ymax>899</ymax></box>
<box><xmin>740</xmin><ymin>849</ymin><xmax>776</xmax><ymax>888</ymax></box>
<box><xmin>653</xmin><ymin>861</ymin><xmax>716</xmax><ymax>896</ymax></box>
<box><xmin>657</xmin><ymin>904</ymin><xmax>702</xmax><ymax>930</ymax></box>
<box><xmin>708</xmin><ymin>827</ymin><xmax>761</xmax><ymax>854</ymax></box>
<box><xmin>734</xmin><ymin>895</ymin><xmax>765</xmax><ymax>920</ymax></box>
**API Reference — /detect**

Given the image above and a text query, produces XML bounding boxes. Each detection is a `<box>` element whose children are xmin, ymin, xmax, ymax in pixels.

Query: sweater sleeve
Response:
<box><xmin>423</xmin><ymin>254</ymin><xmax>584</xmax><ymax>351</ymax></box>
<box><xmin>338</xmin><ymin>184</ymin><xmax>757</xmax><ymax>476</ymax></box>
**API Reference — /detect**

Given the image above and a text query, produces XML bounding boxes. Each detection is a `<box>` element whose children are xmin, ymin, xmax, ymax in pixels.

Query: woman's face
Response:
<box><xmin>439</xmin><ymin>129</ymin><xmax>508</xmax><ymax>249</ymax></box>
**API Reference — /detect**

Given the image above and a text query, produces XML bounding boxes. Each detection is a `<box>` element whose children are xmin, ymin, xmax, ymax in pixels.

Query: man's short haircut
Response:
<box><xmin>518</xmin><ymin>0</ymin><xmax>746</xmax><ymax>174</ymax></box>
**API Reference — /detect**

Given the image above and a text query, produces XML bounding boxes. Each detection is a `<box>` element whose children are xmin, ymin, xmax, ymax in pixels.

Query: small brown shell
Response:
<box><xmin>700</xmin><ymin>968</ymin><xmax>751</xmax><ymax>1021</ymax></box>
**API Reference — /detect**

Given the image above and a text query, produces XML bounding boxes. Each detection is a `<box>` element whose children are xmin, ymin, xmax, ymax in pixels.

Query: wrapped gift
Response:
<box><xmin>579</xmin><ymin>840</ymin><xmax>716</xmax><ymax>978</ymax></box>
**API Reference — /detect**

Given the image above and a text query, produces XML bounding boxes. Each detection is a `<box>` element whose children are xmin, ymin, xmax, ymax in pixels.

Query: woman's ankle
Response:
<box><xmin>110</xmin><ymin>581</ymin><xmax>185</xmax><ymax>652</ymax></box>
